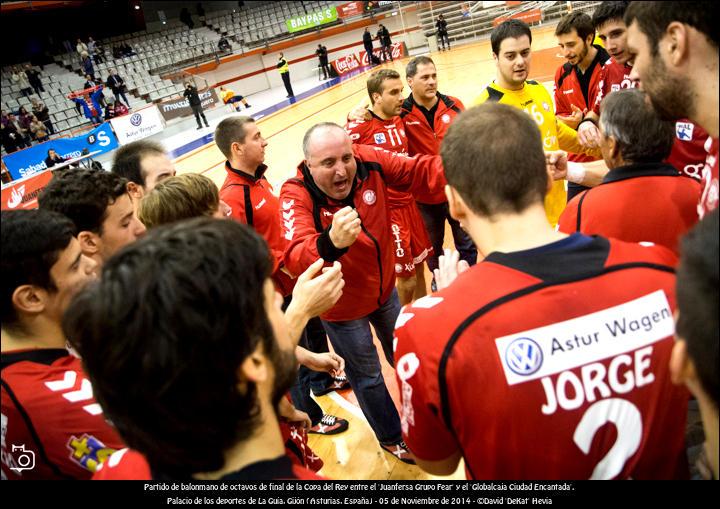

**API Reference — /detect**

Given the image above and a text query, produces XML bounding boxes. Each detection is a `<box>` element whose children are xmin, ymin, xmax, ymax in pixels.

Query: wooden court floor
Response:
<box><xmin>172</xmin><ymin>27</ymin><xmax>566</xmax><ymax>480</ymax></box>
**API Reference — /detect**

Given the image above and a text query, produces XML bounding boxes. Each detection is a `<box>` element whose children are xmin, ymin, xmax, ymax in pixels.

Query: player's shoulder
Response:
<box><xmin>93</xmin><ymin>448</ymin><xmax>152</xmax><ymax>480</ymax></box>
<box><xmin>473</xmin><ymin>82</ymin><xmax>499</xmax><ymax>105</ymax></box>
<box><xmin>605</xmin><ymin>237</ymin><xmax>678</xmax><ymax>270</ymax></box>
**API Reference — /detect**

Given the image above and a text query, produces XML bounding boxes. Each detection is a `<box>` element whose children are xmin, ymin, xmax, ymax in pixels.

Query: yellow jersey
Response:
<box><xmin>475</xmin><ymin>80</ymin><xmax>584</xmax><ymax>226</ymax></box>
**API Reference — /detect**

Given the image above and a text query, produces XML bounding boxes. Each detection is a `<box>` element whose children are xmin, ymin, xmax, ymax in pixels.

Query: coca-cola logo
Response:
<box><xmin>359</xmin><ymin>43</ymin><xmax>404</xmax><ymax>65</ymax></box>
<box><xmin>334</xmin><ymin>55</ymin><xmax>360</xmax><ymax>74</ymax></box>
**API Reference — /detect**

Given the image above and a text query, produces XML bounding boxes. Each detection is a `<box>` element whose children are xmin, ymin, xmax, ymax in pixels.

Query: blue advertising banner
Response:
<box><xmin>4</xmin><ymin>122</ymin><xmax>119</xmax><ymax>181</ymax></box>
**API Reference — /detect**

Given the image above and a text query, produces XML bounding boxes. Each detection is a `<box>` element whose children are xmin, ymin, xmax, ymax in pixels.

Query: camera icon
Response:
<box><xmin>10</xmin><ymin>444</ymin><xmax>35</xmax><ymax>473</ymax></box>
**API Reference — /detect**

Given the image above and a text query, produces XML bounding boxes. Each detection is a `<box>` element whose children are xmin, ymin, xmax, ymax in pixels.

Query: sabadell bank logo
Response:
<box><xmin>130</xmin><ymin>113</ymin><xmax>142</xmax><ymax>127</ymax></box>
<box><xmin>505</xmin><ymin>337</ymin><xmax>543</xmax><ymax>376</ymax></box>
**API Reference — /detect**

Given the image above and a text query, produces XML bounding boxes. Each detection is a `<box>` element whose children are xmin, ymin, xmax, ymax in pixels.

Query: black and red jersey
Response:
<box><xmin>558</xmin><ymin>162</ymin><xmax>701</xmax><ymax>256</ymax></box>
<box><xmin>280</xmin><ymin>144</ymin><xmax>444</xmax><ymax>322</ymax></box>
<box><xmin>400</xmin><ymin>92</ymin><xmax>463</xmax><ymax>204</ymax></box>
<box><xmin>394</xmin><ymin>235</ymin><xmax>688</xmax><ymax>479</ymax></box>
<box><xmin>1</xmin><ymin>349</ymin><xmax>124</xmax><ymax>480</ymax></box>
<box><xmin>220</xmin><ymin>162</ymin><xmax>293</xmax><ymax>296</ymax></box>
<box><xmin>345</xmin><ymin>112</ymin><xmax>412</xmax><ymax>208</ymax></box>
<box><xmin>592</xmin><ymin>58</ymin><xmax>635</xmax><ymax>116</ymax></box>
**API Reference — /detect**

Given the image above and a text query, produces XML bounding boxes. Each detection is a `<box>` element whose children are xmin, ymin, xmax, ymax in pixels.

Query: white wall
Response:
<box><xmin>195</xmin><ymin>11</ymin><xmax>422</xmax><ymax>94</ymax></box>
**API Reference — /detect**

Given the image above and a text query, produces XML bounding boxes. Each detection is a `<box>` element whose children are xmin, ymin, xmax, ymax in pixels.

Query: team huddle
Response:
<box><xmin>2</xmin><ymin>2</ymin><xmax>718</xmax><ymax>481</ymax></box>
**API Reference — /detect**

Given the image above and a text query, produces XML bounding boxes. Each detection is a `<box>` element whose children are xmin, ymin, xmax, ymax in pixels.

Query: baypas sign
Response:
<box><xmin>286</xmin><ymin>7</ymin><xmax>338</xmax><ymax>33</ymax></box>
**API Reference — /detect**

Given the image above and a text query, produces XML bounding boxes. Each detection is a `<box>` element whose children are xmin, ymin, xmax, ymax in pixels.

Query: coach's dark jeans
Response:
<box><xmin>417</xmin><ymin>201</ymin><xmax>477</xmax><ymax>274</ymax></box>
<box><xmin>321</xmin><ymin>289</ymin><xmax>402</xmax><ymax>445</ymax></box>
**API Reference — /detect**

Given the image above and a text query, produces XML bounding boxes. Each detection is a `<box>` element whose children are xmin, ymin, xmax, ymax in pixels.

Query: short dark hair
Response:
<box><xmin>405</xmin><ymin>56</ymin><xmax>435</xmax><ymax>78</ymax></box>
<box><xmin>1</xmin><ymin>210</ymin><xmax>75</xmax><ymax>332</ymax></box>
<box><xmin>555</xmin><ymin>11</ymin><xmax>595</xmax><ymax>41</ymax></box>
<box><xmin>112</xmin><ymin>140</ymin><xmax>166</xmax><ymax>186</ymax></box>
<box><xmin>39</xmin><ymin>169</ymin><xmax>128</xmax><ymax>234</ymax></box>
<box><xmin>599</xmin><ymin>88</ymin><xmax>674</xmax><ymax>163</ymax></box>
<box><xmin>63</xmin><ymin>218</ymin><xmax>275</xmax><ymax>476</ymax></box>
<box><xmin>367</xmin><ymin>69</ymin><xmax>401</xmax><ymax>104</ymax></box>
<box><xmin>214</xmin><ymin>116</ymin><xmax>256</xmax><ymax>160</ymax></box>
<box><xmin>676</xmin><ymin>209</ymin><xmax>719</xmax><ymax>408</ymax></box>
<box><xmin>592</xmin><ymin>1</ymin><xmax>630</xmax><ymax>30</ymax></box>
<box><xmin>441</xmin><ymin>103</ymin><xmax>547</xmax><ymax>216</ymax></box>
<box><xmin>625</xmin><ymin>2</ymin><xmax>718</xmax><ymax>55</ymax></box>
<box><xmin>491</xmin><ymin>19</ymin><xmax>532</xmax><ymax>55</ymax></box>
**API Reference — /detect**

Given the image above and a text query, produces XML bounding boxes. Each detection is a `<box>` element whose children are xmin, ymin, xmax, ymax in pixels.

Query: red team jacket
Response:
<box><xmin>593</xmin><ymin>57</ymin><xmax>708</xmax><ymax>181</ymax></box>
<box><xmin>394</xmin><ymin>235</ymin><xmax>689</xmax><ymax>479</ymax></box>
<box><xmin>280</xmin><ymin>144</ymin><xmax>444</xmax><ymax>321</ymax></box>
<box><xmin>219</xmin><ymin>162</ymin><xmax>294</xmax><ymax>296</ymax></box>
<box><xmin>558</xmin><ymin>163</ymin><xmax>701</xmax><ymax>255</ymax></box>
<box><xmin>554</xmin><ymin>46</ymin><xmax>609</xmax><ymax>163</ymax></box>
<box><xmin>345</xmin><ymin>112</ymin><xmax>413</xmax><ymax>208</ymax></box>
<box><xmin>399</xmin><ymin>92</ymin><xmax>463</xmax><ymax>204</ymax></box>
<box><xmin>1</xmin><ymin>350</ymin><xmax>124</xmax><ymax>480</ymax></box>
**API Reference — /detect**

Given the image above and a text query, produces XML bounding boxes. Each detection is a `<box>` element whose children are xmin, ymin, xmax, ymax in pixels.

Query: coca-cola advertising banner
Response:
<box><xmin>357</xmin><ymin>42</ymin><xmax>407</xmax><ymax>66</ymax></box>
<box><xmin>331</xmin><ymin>53</ymin><xmax>362</xmax><ymax>76</ymax></box>
<box><xmin>336</xmin><ymin>1</ymin><xmax>363</xmax><ymax>18</ymax></box>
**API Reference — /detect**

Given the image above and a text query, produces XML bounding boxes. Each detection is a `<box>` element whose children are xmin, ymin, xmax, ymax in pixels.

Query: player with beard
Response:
<box><xmin>345</xmin><ymin>69</ymin><xmax>432</xmax><ymax>305</ymax></box>
<box><xmin>624</xmin><ymin>2</ymin><xmax>718</xmax><ymax>218</ymax></box>
<box><xmin>572</xmin><ymin>2</ymin><xmax>709</xmax><ymax>184</ymax></box>
<box><xmin>554</xmin><ymin>11</ymin><xmax>610</xmax><ymax>200</ymax></box>
<box><xmin>476</xmin><ymin>20</ymin><xmax>602</xmax><ymax>225</ymax></box>
<box><xmin>64</xmin><ymin>219</ymin><xmax>323</xmax><ymax>480</ymax></box>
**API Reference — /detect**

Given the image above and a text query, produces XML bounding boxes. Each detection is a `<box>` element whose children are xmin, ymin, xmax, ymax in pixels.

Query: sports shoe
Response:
<box><xmin>380</xmin><ymin>440</ymin><xmax>416</xmax><ymax>465</ymax></box>
<box><xmin>312</xmin><ymin>374</ymin><xmax>350</xmax><ymax>396</ymax></box>
<box><xmin>245</xmin><ymin>104</ymin><xmax>251</xmax><ymax>109</ymax></box>
<box><xmin>308</xmin><ymin>414</ymin><xmax>349</xmax><ymax>435</ymax></box>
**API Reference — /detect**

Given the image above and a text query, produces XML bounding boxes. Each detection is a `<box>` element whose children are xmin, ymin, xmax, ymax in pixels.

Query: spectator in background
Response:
<box><xmin>6</xmin><ymin>113</ymin><xmax>31</xmax><ymax>147</ymax></box>
<box><xmin>113</xmin><ymin>100</ymin><xmax>128</xmax><ymax>117</ymax></box>
<box><xmin>1</xmin><ymin>123</ymin><xmax>25</xmax><ymax>154</ymax></box>
<box><xmin>24</xmin><ymin>64</ymin><xmax>44</xmax><ymax>96</ymax></box>
<box><xmin>84</xmin><ymin>74</ymin><xmax>107</xmax><ymax>108</ymax></box>
<box><xmin>106</xmin><ymin>68</ymin><xmax>130</xmax><ymax>108</ymax></box>
<box><xmin>76</xmin><ymin>38</ymin><xmax>88</xmax><ymax>62</ymax></box>
<box><xmin>277</xmin><ymin>53</ymin><xmax>294</xmax><ymax>98</ymax></box>
<box><xmin>316</xmin><ymin>44</ymin><xmax>330</xmax><ymax>80</ymax></box>
<box><xmin>112</xmin><ymin>45</ymin><xmax>121</xmax><ymax>59</ymax></box>
<box><xmin>45</xmin><ymin>148</ymin><xmax>72</xmax><ymax>168</ymax></box>
<box><xmin>104</xmin><ymin>100</ymin><xmax>116</xmax><ymax>121</ymax></box>
<box><xmin>196</xmin><ymin>2</ymin><xmax>206</xmax><ymax>24</ymax></box>
<box><xmin>69</xmin><ymin>86</ymin><xmax>104</xmax><ymax>125</ymax></box>
<box><xmin>82</xmin><ymin>55</ymin><xmax>95</xmax><ymax>79</ymax></box>
<box><xmin>436</xmin><ymin>14</ymin><xmax>450</xmax><ymax>51</ymax></box>
<box><xmin>11</xmin><ymin>67</ymin><xmax>33</xmax><ymax>98</ymax></box>
<box><xmin>29</xmin><ymin>114</ymin><xmax>49</xmax><ymax>143</ymax></box>
<box><xmin>32</xmin><ymin>98</ymin><xmax>54</xmax><ymax>135</ymax></box>
<box><xmin>184</xmin><ymin>82</ymin><xmax>209</xmax><ymax>130</ymax></box>
<box><xmin>218</xmin><ymin>35</ymin><xmax>231</xmax><ymax>52</ymax></box>
<box><xmin>377</xmin><ymin>24</ymin><xmax>393</xmax><ymax>62</ymax></box>
<box><xmin>180</xmin><ymin>8</ymin><xmax>194</xmax><ymax>30</ymax></box>
<box><xmin>219</xmin><ymin>86</ymin><xmax>251</xmax><ymax>111</ymax></box>
<box><xmin>87</xmin><ymin>37</ymin><xmax>97</xmax><ymax>62</ymax></box>
<box><xmin>363</xmin><ymin>28</ymin><xmax>374</xmax><ymax>63</ymax></box>
<box><xmin>17</xmin><ymin>106</ymin><xmax>33</xmax><ymax>131</ymax></box>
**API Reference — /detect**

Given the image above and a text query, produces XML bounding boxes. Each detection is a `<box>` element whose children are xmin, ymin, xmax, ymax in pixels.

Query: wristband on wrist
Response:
<box><xmin>566</xmin><ymin>162</ymin><xmax>586</xmax><ymax>184</ymax></box>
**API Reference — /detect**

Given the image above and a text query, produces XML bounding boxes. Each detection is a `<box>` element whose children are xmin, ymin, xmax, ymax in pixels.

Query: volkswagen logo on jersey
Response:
<box><xmin>505</xmin><ymin>337</ymin><xmax>544</xmax><ymax>376</ymax></box>
<box><xmin>441</xmin><ymin>114</ymin><xmax>451</xmax><ymax>124</ymax></box>
<box><xmin>676</xmin><ymin>122</ymin><xmax>693</xmax><ymax>141</ymax></box>
<box><xmin>363</xmin><ymin>189</ymin><xmax>376</xmax><ymax>205</ymax></box>
<box><xmin>374</xmin><ymin>133</ymin><xmax>387</xmax><ymax>144</ymax></box>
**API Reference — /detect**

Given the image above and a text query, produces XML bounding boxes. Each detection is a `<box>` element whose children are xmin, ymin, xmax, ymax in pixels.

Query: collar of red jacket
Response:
<box><xmin>225</xmin><ymin>161</ymin><xmax>268</xmax><ymax>182</ymax></box>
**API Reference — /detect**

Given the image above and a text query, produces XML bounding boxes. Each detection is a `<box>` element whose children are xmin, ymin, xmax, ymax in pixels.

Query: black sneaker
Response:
<box><xmin>308</xmin><ymin>414</ymin><xmax>349</xmax><ymax>435</ymax></box>
<box><xmin>312</xmin><ymin>375</ymin><xmax>350</xmax><ymax>396</ymax></box>
<box><xmin>380</xmin><ymin>440</ymin><xmax>416</xmax><ymax>465</ymax></box>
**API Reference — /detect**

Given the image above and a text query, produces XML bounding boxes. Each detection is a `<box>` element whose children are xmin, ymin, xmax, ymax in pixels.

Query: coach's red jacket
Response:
<box><xmin>280</xmin><ymin>144</ymin><xmax>444</xmax><ymax>322</ymax></box>
<box><xmin>400</xmin><ymin>92</ymin><xmax>463</xmax><ymax>204</ymax></box>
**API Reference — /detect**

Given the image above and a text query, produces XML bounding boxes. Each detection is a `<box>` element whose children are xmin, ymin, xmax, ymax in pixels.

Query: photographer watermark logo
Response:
<box><xmin>9</xmin><ymin>444</ymin><xmax>35</xmax><ymax>473</ymax></box>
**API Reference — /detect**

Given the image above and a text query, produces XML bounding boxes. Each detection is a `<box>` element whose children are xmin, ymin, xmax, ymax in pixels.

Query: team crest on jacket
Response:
<box><xmin>374</xmin><ymin>133</ymin><xmax>387</xmax><ymax>144</ymax></box>
<box><xmin>675</xmin><ymin>122</ymin><xmax>693</xmax><ymax>141</ymax></box>
<box><xmin>363</xmin><ymin>190</ymin><xmax>377</xmax><ymax>205</ymax></box>
<box><xmin>542</xmin><ymin>102</ymin><xmax>550</xmax><ymax>112</ymax></box>
<box><xmin>441</xmin><ymin>114</ymin><xmax>451</xmax><ymax>124</ymax></box>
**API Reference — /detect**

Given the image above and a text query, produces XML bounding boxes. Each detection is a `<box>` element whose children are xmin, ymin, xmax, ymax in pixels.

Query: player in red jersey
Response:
<box><xmin>345</xmin><ymin>69</ymin><xmax>432</xmax><ymax>305</ymax></box>
<box><xmin>394</xmin><ymin>103</ymin><xmax>689</xmax><ymax>479</ymax></box>
<box><xmin>63</xmin><ymin>218</ymin><xmax>324</xmax><ymax>480</ymax></box>
<box><xmin>559</xmin><ymin>89</ymin><xmax>700</xmax><ymax>255</ymax></box>
<box><xmin>625</xmin><ymin>2</ymin><xmax>718</xmax><ymax>218</ymax></box>
<box><xmin>554</xmin><ymin>11</ymin><xmax>609</xmax><ymax>200</ymax></box>
<box><xmin>2</xmin><ymin>209</ymin><xmax>125</xmax><ymax>480</ymax></box>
